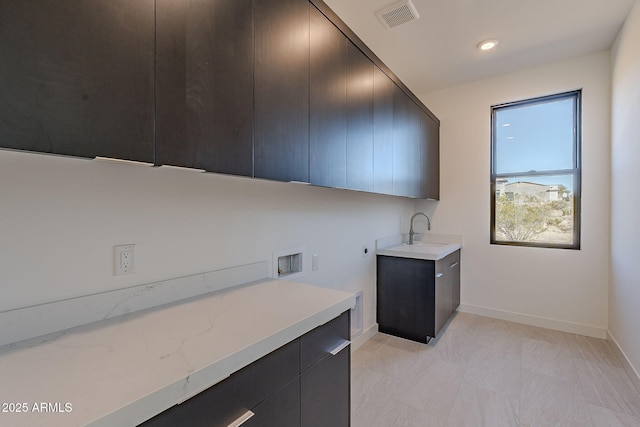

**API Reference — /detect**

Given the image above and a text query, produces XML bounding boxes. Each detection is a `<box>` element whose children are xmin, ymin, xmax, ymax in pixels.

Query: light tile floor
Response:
<box><xmin>351</xmin><ymin>312</ymin><xmax>640</xmax><ymax>427</ymax></box>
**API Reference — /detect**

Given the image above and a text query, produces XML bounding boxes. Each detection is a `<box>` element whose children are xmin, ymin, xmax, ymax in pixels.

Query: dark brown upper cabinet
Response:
<box><xmin>392</xmin><ymin>85</ymin><xmax>422</xmax><ymax>198</ymax></box>
<box><xmin>346</xmin><ymin>43</ymin><xmax>374</xmax><ymax>193</ymax></box>
<box><xmin>372</xmin><ymin>66</ymin><xmax>394</xmax><ymax>196</ymax></box>
<box><xmin>254</xmin><ymin>0</ymin><xmax>310</xmax><ymax>183</ymax></box>
<box><xmin>0</xmin><ymin>0</ymin><xmax>155</xmax><ymax>162</ymax></box>
<box><xmin>309</xmin><ymin>6</ymin><xmax>347</xmax><ymax>189</ymax></box>
<box><xmin>1</xmin><ymin>0</ymin><xmax>439</xmax><ymax>200</ymax></box>
<box><xmin>155</xmin><ymin>0</ymin><xmax>254</xmax><ymax>176</ymax></box>
<box><xmin>421</xmin><ymin>112</ymin><xmax>440</xmax><ymax>200</ymax></box>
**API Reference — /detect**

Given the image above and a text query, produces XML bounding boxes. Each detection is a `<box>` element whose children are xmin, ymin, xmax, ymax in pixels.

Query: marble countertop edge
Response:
<box><xmin>89</xmin><ymin>293</ymin><xmax>354</xmax><ymax>427</ymax></box>
<box><xmin>0</xmin><ymin>279</ymin><xmax>355</xmax><ymax>427</ymax></box>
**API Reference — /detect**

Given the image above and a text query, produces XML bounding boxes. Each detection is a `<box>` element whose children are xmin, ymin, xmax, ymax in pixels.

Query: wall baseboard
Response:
<box><xmin>607</xmin><ymin>331</ymin><xmax>640</xmax><ymax>394</ymax></box>
<box><xmin>458</xmin><ymin>303</ymin><xmax>607</xmax><ymax>339</ymax></box>
<box><xmin>351</xmin><ymin>323</ymin><xmax>379</xmax><ymax>352</ymax></box>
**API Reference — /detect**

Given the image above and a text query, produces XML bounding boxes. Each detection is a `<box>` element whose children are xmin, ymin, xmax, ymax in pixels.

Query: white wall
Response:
<box><xmin>417</xmin><ymin>51</ymin><xmax>611</xmax><ymax>337</ymax></box>
<box><xmin>0</xmin><ymin>150</ymin><xmax>415</xmax><ymax>334</ymax></box>
<box><xmin>610</xmin><ymin>0</ymin><xmax>640</xmax><ymax>379</ymax></box>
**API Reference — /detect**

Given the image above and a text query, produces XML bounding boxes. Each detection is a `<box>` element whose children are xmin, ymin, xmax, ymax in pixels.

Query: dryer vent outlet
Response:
<box><xmin>273</xmin><ymin>247</ymin><xmax>306</xmax><ymax>280</ymax></box>
<box><xmin>376</xmin><ymin>0</ymin><xmax>420</xmax><ymax>29</ymax></box>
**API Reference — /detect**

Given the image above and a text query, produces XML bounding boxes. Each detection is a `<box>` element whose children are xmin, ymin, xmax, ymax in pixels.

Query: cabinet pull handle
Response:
<box><xmin>227</xmin><ymin>410</ymin><xmax>255</xmax><ymax>427</ymax></box>
<box><xmin>329</xmin><ymin>339</ymin><xmax>351</xmax><ymax>355</ymax></box>
<box><xmin>449</xmin><ymin>262</ymin><xmax>459</xmax><ymax>269</ymax></box>
<box><xmin>435</xmin><ymin>273</ymin><xmax>444</xmax><ymax>278</ymax></box>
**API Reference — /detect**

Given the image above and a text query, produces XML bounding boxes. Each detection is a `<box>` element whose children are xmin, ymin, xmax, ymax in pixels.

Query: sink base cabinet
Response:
<box><xmin>377</xmin><ymin>251</ymin><xmax>460</xmax><ymax>344</ymax></box>
<box><xmin>140</xmin><ymin>311</ymin><xmax>350</xmax><ymax>427</ymax></box>
<box><xmin>377</xmin><ymin>256</ymin><xmax>435</xmax><ymax>343</ymax></box>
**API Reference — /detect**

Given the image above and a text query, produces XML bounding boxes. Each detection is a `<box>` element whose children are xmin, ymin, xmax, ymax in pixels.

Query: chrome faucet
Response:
<box><xmin>409</xmin><ymin>212</ymin><xmax>431</xmax><ymax>245</ymax></box>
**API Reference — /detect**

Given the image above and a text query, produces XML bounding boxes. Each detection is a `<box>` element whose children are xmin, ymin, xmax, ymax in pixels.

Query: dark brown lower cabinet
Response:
<box><xmin>140</xmin><ymin>311</ymin><xmax>350</xmax><ymax>427</ymax></box>
<box><xmin>377</xmin><ymin>251</ymin><xmax>460</xmax><ymax>344</ymax></box>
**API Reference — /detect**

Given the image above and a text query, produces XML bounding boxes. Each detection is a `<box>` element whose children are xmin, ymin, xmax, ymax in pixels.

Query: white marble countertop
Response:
<box><xmin>376</xmin><ymin>233</ymin><xmax>462</xmax><ymax>261</ymax></box>
<box><xmin>0</xmin><ymin>279</ymin><xmax>355</xmax><ymax>427</ymax></box>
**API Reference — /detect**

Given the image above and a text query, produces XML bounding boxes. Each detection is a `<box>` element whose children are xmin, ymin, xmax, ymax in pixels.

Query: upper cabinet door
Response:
<box><xmin>156</xmin><ymin>0</ymin><xmax>254</xmax><ymax>176</ymax></box>
<box><xmin>421</xmin><ymin>112</ymin><xmax>440</xmax><ymax>199</ymax></box>
<box><xmin>0</xmin><ymin>0</ymin><xmax>155</xmax><ymax>162</ymax></box>
<box><xmin>392</xmin><ymin>86</ymin><xmax>422</xmax><ymax>198</ymax></box>
<box><xmin>346</xmin><ymin>42</ymin><xmax>374</xmax><ymax>193</ymax></box>
<box><xmin>372</xmin><ymin>66</ymin><xmax>394</xmax><ymax>195</ymax></box>
<box><xmin>254</xmin><ymin>0</ymin><xmax>310</xmax><ymax>183</ymax></box>
<box><xmin>309</xmin><ymin>6</ymin><xmax>347</xmax><ymax>189</ymax></box>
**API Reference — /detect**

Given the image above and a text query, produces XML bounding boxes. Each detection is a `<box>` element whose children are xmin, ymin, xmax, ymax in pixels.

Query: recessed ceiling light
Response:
<box><xmin>477</xmin><ymin>39</ymin><xmax>499</xmax><ymax>51</ymax></box>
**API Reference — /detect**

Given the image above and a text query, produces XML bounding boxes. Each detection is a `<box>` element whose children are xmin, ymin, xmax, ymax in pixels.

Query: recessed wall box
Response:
<box><xmin>351</xmin><ymin>290</ymin><xmax>364</xmax><ymax>339</ymax></box>
<box><xmin>273</xmin><ymin>247</ymin><xmax>305</xmax><ymax>280</ymax></box>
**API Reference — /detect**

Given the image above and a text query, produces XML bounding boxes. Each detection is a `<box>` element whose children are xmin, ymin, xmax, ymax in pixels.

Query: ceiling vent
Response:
<box><xmin>376</xmin><ymin>0</ymin><xmax>420</xmax><ymax>29</ymax></box>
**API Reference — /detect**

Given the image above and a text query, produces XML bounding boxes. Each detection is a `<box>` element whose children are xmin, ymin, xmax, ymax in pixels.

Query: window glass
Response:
<box><xmin>494</xmin><ymin>175</ymin><xmax>575</xmax><ymax>245</ymax></box>
<box><xmin>491</xmin><ymin>91</ymin><xmax>581</xmax><ymax>249</ymax></box>
<box><xmin>494</xmin><ymin>98</ymin><xmax>575</xmax><ymax>174</ymax></box>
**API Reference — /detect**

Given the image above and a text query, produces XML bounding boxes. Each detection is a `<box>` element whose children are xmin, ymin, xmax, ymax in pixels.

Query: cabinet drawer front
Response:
<box><xmin>245</xmin><ymin>377</ymin><xmax>301</xmax><ymax>427</ymax></box>
<box><xmin>139</xmin><ymin>339</ymin><xmax>299</xmax><ymax>427</ymax></box>
<box><xmin>300</xmin><ymin>310</ymin><xmax>350</xmax><ymax>372</ymax></box>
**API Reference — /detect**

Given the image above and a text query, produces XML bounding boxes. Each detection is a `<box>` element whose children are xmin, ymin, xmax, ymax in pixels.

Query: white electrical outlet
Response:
<box><xmin>312</xmin><ymin>254</ymin><xmax>320</xmax><ymax>271</ymax></box>
<box><xmin>114</xmin><ymin>244</ymin><xmax>136</xmax><ymax>275</ymax></box>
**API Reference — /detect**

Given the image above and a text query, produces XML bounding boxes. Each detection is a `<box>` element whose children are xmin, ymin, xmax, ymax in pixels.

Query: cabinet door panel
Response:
<box><xmin>373</xmin><ymin>66</ymin><xmax>394</xmax><ymax>195</ymax></box>
<box><xmin>310</xmin><ymin>6</ymin><xmax>347</xmax><ymax>188</ymax></box>
<box><xmin>346</xmin><ymin>42</ymin><xmax>374</xmax><ymax>192</ymax></box>
<box><xmin>156</xmin><ymin>0</ymin><xmax>253</xmax><ymax>176</ymax></box>
<box><xmin>254</xmin><ymin>0</ymin><xmax>310</xmax><ymax>182</ymax></box>
<box><xmin>301</xmin><ymin>344</ymin><xmax>350</xmax><ymax>427</ymax></box>
<box><xmin>0</xmin><ymin>0</ymin><xmax>154</xmax><ymax>162</ymax></box>
<box><xmin>435</xmin><ymin>256</ymin><xmax>453</xmax><ymax>336</ymax></box>
<box><xmin>421</xmin><ymin>112</ymin><xmax>440</xmax><ymax>199</ymax></box>
<box><xmin>392</xmin><ymin>86</ymin><xmax>422</xmax><ymax>197</ymax></box>
<box><xmin>450</xmin><ymin>251</ymin><xmax>461</xmax><ymax>311</ymax></box>
<box><xmin>376</xmin><ymin>255</ymin><xmax>435</xmax><ymax>342</ymax></box>
<box><xmin>245</xmin><ymin>377</ymin><xmax>300</xmax><ymax>427</ymax></box>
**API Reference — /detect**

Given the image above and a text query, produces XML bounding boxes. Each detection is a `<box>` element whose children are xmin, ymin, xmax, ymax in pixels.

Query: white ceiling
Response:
<box><xmin>323</xmin><ymin>0</ymin><xmax>635</xmax><ymax>95</ymax></box>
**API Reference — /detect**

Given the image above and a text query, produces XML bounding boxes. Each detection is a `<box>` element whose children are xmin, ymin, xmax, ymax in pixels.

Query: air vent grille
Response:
<box><xmin>376</xmin><ymin>0</ymin><xmax>420</xmax><ymax>29</ymax></box>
